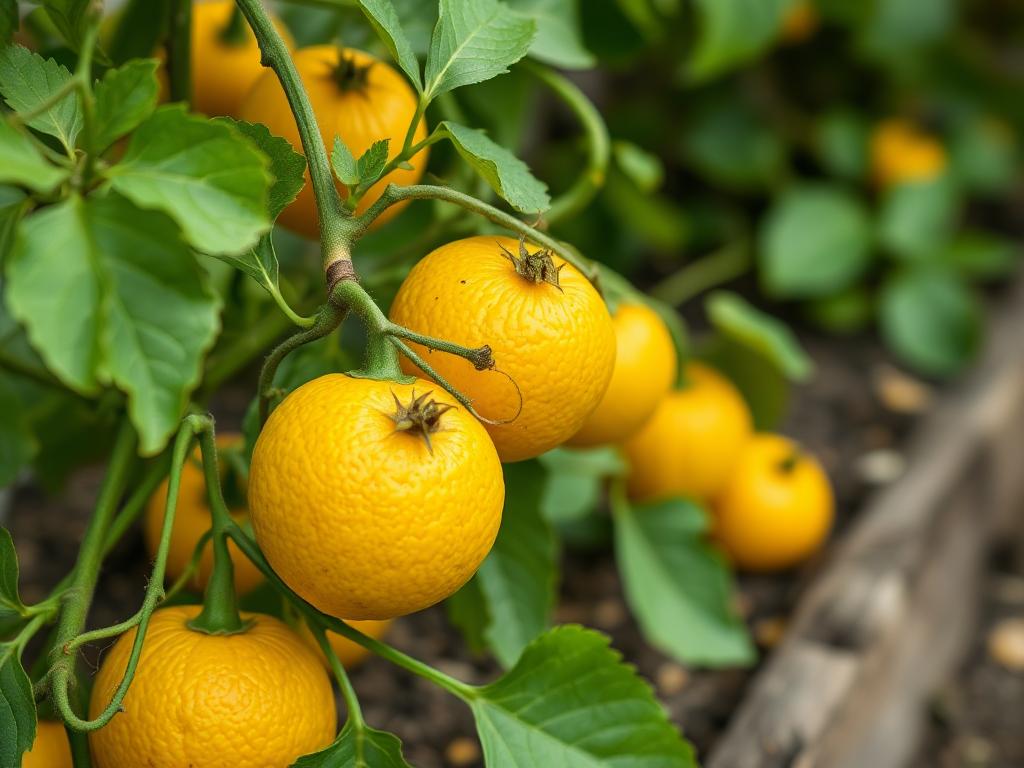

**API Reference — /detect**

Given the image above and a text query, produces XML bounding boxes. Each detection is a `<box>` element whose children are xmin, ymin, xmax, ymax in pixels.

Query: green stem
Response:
<box><xmin>386</xmin><ymin>324</ymin><xmax>493</xmax><ymax>370</ymax></box>
<box><xmin>309</xmin><ymin>622</ymin><xmax>364</xmax><ymax>727</ymax></box>
<box><xmin>520</xmin><ymin>60</ymin><xmax>610</xmax><ymax>225</ymax></box>
<box><xmin>331</xmin><ymin>280</ymin><xmax>407</xmax><ymax>382</ymax></box>
<box><xmin>234</xmin><ymin>0</ymin><xmax>354</xmax><ymax>269</ymax></box>
<box><xmin>648</xmin><ymin>241</ymin><xmax>751</xmax><ymax>306</ymax></box>
<box><xmin>187</xmin><ymin>422</ymin><xmax>250</xmax><ymax>635</ymax></box>
<box><xmin>166</xmin><ymin>0</ymin><xmax>193</xmax><ymax>104</ymax></box>
<box><xmin>269</xmin><ymin>283</ymin><xmax>316</xmax><ymax>328</ymax></box>
<box><xmin>100</xmin><ymin>454</ymin><xmax>172</xmax><ymax>557</ymax></box>
<box><xmin>75</xmin><ymin>23</ymin><xmax>101</xmax><ymax>181</ymax></box>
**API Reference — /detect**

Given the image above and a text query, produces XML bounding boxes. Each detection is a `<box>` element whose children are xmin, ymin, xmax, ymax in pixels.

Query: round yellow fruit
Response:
<box><xmin>624</xmin><ymin>362</ymin><xmax>753</xmax><ymax>502</ymax></box>
<box><xmin>143</xmin><ymin>433</ymin><xmax>264</xmax><ymax>596</ymax></box>
<box><xmin>389</xmin><ymin>235</ymin><xmax>616</xmax><ymax>462</ymax></box>
<box><xmin>23</xmin><ymin>721</ymin><xmax>72</xmax><ymax>768</ymax></box>
<box><xmin>870</xmin><ymin>119</ymin><xmax>947</xmax><ymax>188</ymax></box>
<box><xmin>567</xmin><ymin>302</ymin><xmax>676</xmax><ymax>447</ymax></box>
<box><xmin>88</xmin><ymin>605</ymin><xmax>336</xmax><ymax>768</ymax></box>
<box><xmin>239</xmin><ymin>46</ymin><xmax>428</xmax><ymax>238</ymax></box>
<box><xmin>248</xmin><ymin>374</ymin><xmax>504</xmax><ymax>620</ymax></box>
<box><xmin>714</xmin><ymin>433</ymin><xmax>834</xmax><ymax>571</ymax></box>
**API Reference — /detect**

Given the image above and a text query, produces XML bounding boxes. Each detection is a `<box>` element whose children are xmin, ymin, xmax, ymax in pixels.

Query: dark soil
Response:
<box><xmin>8</xmin><ymin>328</ymin><xmax>1019</xmax><ymax>768</ymax></box>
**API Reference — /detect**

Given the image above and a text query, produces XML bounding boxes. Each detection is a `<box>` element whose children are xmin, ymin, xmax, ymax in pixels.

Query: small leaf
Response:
<box><xmin>221</xmin><ymin>119</ymin><xmax>307</xmax><ymax>220</ymax></box>
<box><xmin>472</xmin><ymin>625</ymin><xmax>698</xmax><ymax>767</ymax></box>
<box><xmin>93</xmin><ymin>58</ymin><xmax>160</xmax><ymax>152</ymax></box>
<box><xmin>613</xmin><ymin>140</ymin><xmax>664</xmax><ymax>194</ymax></box>
<box><xmin>0</xmin><ymin>640</ymin><xmax>35</xmax><ymax>768</ymax></box>
<box><xmin>0</xmin><ymin>45</ymin><xmax>83</xmax><ymax>151</ymax></box>
<box><xmin>0</xmin><ymin>528</ymin><xmax>27</xmax><ymax>619</ymax></box>
<box><xmin>706</xmin><ymin>291</ymin><xmax>813</xmax><ymax>381</ymax></box>
<box><xmin>505</xmin><ymin>0</ymin><xmax>594</xmax><ymax>69</ymax></box>
<box><xmin>332</xmin><ymin>137</ymin><xmax>390</xmax><ymax>191</ymax></box>
<box><xmin>434</xmin><ymin>121</ymin><xmax>549</xmax><ymax>213</ymax></box>
<box><xmin>358</xmin><ymin>0</ymin><xmax>423</xmax><ymax>90</ymax></box>
<box><xmin>106</xmin><ymin>105</ymin><xmax>272</xmax><ymax>255</ymax></box>
<box><xmin>815</xmin><ymin>109</ymin><xmax>869</xmax><ymax>181</ymax></box>
<box><xmin>879</xmin><ymin>267</ymin><xmax>981</xmax><ymax>377</ymax></box>
<box><xmin>687</xmin><ymin>0</ymin><xmax>792</xmax><ymax>81</ymax></box>
<box><xmin>614</xmin><ymin>496</ymin><xmax>755</xmax><ymax>667</ymax></box>
<box><xmin>293</xmin><ymin>719</ymin><xmax>411</xmax><ymax>767</ymax></box>
<box><xmin>0</xmin><ymin>380</ymin><xmax>35</xmax><ymax>488</ymax></box>
<box><xmin>878</xmin><ymin>176</ymin><xmax>959</xmax><ymax>261</ymax></box>
<box><xmin>759</xmin><ymin>184</ymin><xmax>873</xmax><ymax>299</ymax></box>
<box><xmin>424</xmin><ymin>0</ymin><xmax>536</xmax><ymax>101</ymax></box>
<box><xmin>0</xmin><ymin>120</ymin><xmax>69</xmax><ymax>193</ymax></box>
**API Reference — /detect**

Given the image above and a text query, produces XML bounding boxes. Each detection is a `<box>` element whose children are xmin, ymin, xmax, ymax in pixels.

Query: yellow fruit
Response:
<box><xmin>870</xmin><ymin>119</ymin><xmax>947</xmax><ymax>187</ymax></box>
<box><xmin>389</xmin><ymin>236</ymin><xmax>616</xmax><ymax>462</ymax></box>
<box><xmin>239</xmin><ymin>46</ymin><xmax>428</xmax><ymax>238</ymax></box>
<box><xmin>88</xmin><ymin>605</ymin><xmax>336</xmax><ymax>768</ymax></box>
<box><xmin>23</xmin><ymin>721</ymin><xmax>72</xmax><ymax>768</ymax></box>
<box><xmin>624</xmin><ymin>362</ymin><xmax>753</xmax><ymax>502</ymax></box>
<box><xmin>567</xmin><ymin>302</ymin><xmax>676</xmax><ymax>447</ymax></box>
<box><xmin>248</xmin><ymin>374</ymin><xmax>504</xmax><ymax>620</ymax></box>
<box><xmin>714</xmin><ymin>433</ymin><xmax>834</xmax><ymax>571</ymax></box>
<box><xmin>299</xmin><ymin>619</ymin><xmax>392</xmax><ymax>670</ymax></box>
<box><xmin>143</xmin><ymin>433</ymin><xmax>264</xmax><ymax>596</ymax></box>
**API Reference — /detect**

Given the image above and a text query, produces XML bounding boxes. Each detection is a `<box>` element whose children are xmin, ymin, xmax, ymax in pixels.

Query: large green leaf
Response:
<box><xmin>106</xmin><ymin>105</ymin><xmax>272</xmax><ymax>256</ymax></box>
<box><xmin>683</xmin><ymin>99</ymin><xmax>786</xmax><ymax>190</ymax></box>
<box><xmin>93</xmin><ymin>58</ymin><xmax>161</xmax><ymax>152</ymax></box>
<box><xmin>358</xmin><ymin>0</ymin><xmax>423</xmax><ymax>90</ymax></box>
<box><xmin>759</xmin><ymin>185</ymin><xmax>873</xmax><ymax>299</ymax></box>
<box><xmin>6</xmin><ymin>194</ymin><xmax>221</xmax><ymax>453</ymax></box>
<box><xmin>424</xmin><ymin>0</ymin><xmax>536</xmax><ymax>101</ymax></box>
<box><xmin>293</xmin><ymin>719</ymin><xmax>411</xmax><ymax>767</ymax></box>
<box><xmin>434</xmin><ymin>121</ymin><xmax>550</xmax><ymax>214</ymax></box>
<box><xmin>506</xmin><ymin>0</ymin><xmax>594</xmax><ymax>69</ymax></box>
<box><xmin>0</xmin><ymin>640</ymin><xmax>35</xmax><ymax>768</ymax></box>
<box><xmin>471</xmin><ymin>626</ymin><xmax>697</xmax><ymax>767</ymax></box>
<box><xmin>0</xmin><ymin>45</ymin><xmax>82</xmax><ymax>152</ymax></box>
<box><xmin>687</xmin><ymin>0</ymin><xmax>793</xmax><ymax>81</ymax></box>
<box><xmin>0</xmin><ymin>120</ymin><xmax>69</xmax><ymax>193</ymax></box>
<box><xmin>218</xmin><ymin>118</ymin><xmax>307</xmax><ymax>220</ymax></box>
<box><xmin>614</xmin><ymin>497</ymin><xmax>754</xmax><ymax>667</ymax></box>
<box><xmin>878</xmin><ymin>177</ymin><xmax>959</xmax><ymax>262</ymax></box>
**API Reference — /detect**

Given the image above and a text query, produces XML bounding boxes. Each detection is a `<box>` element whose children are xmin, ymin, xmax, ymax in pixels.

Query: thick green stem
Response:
<box><xmin>520</xmin><ymin>60</ymin><xmax>610</xmax><ymax>226</ymax></box>
<box><xmin>331</xmin><ymin>280</ymin><xmax>407</xmax><ymax>382</ymax></box>
<box><xmin>648</xmin><ymin>241</ymin><xmax>750</xmax><ymax>306</ymax></box>
<box><xmin>234</xmin><ymin>0</ymin><xmax>354</xmax><ymax>268</ymax></box>
<box><xmin>166</xmin><ymin>0</ymin><xmax>193</xmax><ymax>104</ymax></box>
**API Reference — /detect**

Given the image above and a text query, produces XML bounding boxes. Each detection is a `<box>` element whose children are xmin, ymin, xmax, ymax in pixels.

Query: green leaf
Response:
<box><xmin>948</xmin><ymin>115</ymin><xmax>1017</xmax><ymax>196</ymax></box>
<box><xmin>759</xmin><ymin>185</ymin><xmax>873</xmax><ymax>299</ymax></box>
<box><xmin>0</xmin><ymin>0</ymin><xmax>17</xmax><ymax>45</ymax></box>
<box><xmin>358</xmin><ymin>0</ymin><xmax>423</xmax><ymax>90</ymax></box>
<box><xmin>506</xmin><ymin>0</ymin><xmax>595</xmax><ymax>69</ymax></box>
<box><xmin>424</xmin><ymin>0</ymin><xmax>536</xmax><ymax>101</ymax></box>
<box><xmin>6</xmin><ymin>194</ymin><xmax>221</xmax><ymax>453</ymax></box>
<box><xmin>699</xmin><ymin>336</ymin><xmax>792</xmax><ymax>430</ymax></box>
<box><xmin>106</xmin><ymin>105</ymin><xmax>272</xmax><ymax>256</ymax></box>
<box><xmin>615</xmin><ymin>497</ymin><xmax>755</xmax><ymax>667</ymax></box>
<box><xmin>803</xmin><ymin>286</ymin><xmax>873</xmax><ymax>336</ymax></box>
<box><xmin>613</xmin><ymin>140</ymin><xmax>663</xmax><ymax>193</ymax></box>
<box><xmin>687</xmin><ymin>0</ymin><xmax>793</xmax><ymax>81</ymax></box>
<box><xmin>220</xmin><ymin>119</ymin><xmax>307</xmax><ymax>220</ymax></box>
<box><xmin>93</xmin><ymin>58</ymin><xmax>160</xmax><ymax>152</ymax></box>
<box><xmin>942</xmin><ymin>232</ymin><xmax>1019</xmax><ymax>281</ymax></box>
<box><xmin>0</xmin><ymin>528</ymin><xmax>27</xmax><ymax>620</ymax></box>
<box><xmin>878</xmin><ymin>177</ymin><xmax>959</xmax><ymax>261</ymax></box>
<box><xmin>0</xmin><ymin>380</ymin><xmax>35</xmax><ymax>488</ymax></box>
<box><xmin>0</xmin><ymin>45</ymin><xmax>82</xmax><ymax>152</ymax></box>
<box><xmin>705</xmin><ymin>291</ymin><xmax>813</xmax><ymax>381</ymax></box>
<box><xmin>210</xmin><ymin>234</ymin><xmax>280</xmax><ymax>297</ymax></box>
<box><xmin>293</xmin><ymin>719</ymin><xmax>411</xmax><ymax>767</ymax></box>
<box><xmin>0</xmin><ymin>119</ymin><xmax>69</xmax><ymax>193</ymax></box>
<box><xmin>434</xmin><ymin>121</ymin><xmax>550</xmax><ymax>213</ymax></box>
<box><xmin>683</xmin><ymin>99</ymin><xmax>786</xmax><ymax>190</ymax></box>
<box><xmin>0</xmin><ymin>640</ymin><xmax>35</xmax><ymax>768</ymax></box>
<box><xmin>0</xmin><ymin>186</ymin><xmax>28</xmax><ymax>265</ymax></box>
<box><xmin>539</xmin><ymin>447</ymin><xmax>624</xmax><ymax>524</ymax></box>
<box><xmin>472</xmin><ymin>625</ymin><xmax>698</xmax><ymax>767</ymax></box>
<box><xmin>331</xmin><ymin>137</ymin><xmax>390</xmax><ymax>191</ymax></box>
<box><xmin>39</xmin><ymin>0</ymin><xmax>93</xmax><ymax>51</ymax></box>
<box><xmin>879</xmin><ymin>267</ymin><xmax>981</xmax><ymax>377</ymax></box>
<box><xmin>814</xmin><ymin>110</ymin><xmax>869</xmax><ymax>181</ymax></box>
<box><xmin>860</xmin><ymin>0</ymin><xmax>954</xmax><ymax>57</ymax></box>
<box><xmin>107</xmin><ymin>0</ymin><xmax>171</xmax><ymax>65</ymax></box>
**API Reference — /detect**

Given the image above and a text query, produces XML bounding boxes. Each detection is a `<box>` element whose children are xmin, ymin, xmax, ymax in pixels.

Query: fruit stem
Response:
<box><xmin>331</xmin><ymin>279</ymin><xmax>408</xmax><ymax>382</ymax></box>
<box><xmin>519</xmin><ymin>60</ymin><xmax>610</xmax><ymax>226</ymax></box>
<box><xmin>166</xmin><ymin>0</ymin><xmax>193</xmax><ymax>105</ymax></box>
<box><xmin>308</xmin><ymin>622</ymin><xmax>365</xmax><ymax>728</ymax></box>
<box><xmin>778</xmin><ymin>449</ymin><xmax>802</xmax><ymax>474</ymax></box>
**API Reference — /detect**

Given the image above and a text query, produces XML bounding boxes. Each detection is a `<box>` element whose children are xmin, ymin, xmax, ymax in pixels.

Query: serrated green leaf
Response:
<box><xmin>6</xmin><ymin>194</ymin><xmax>221</xmax><ymax>454</ymax></box>
<box><xmin>332</xmin><ymin>137</ymin><xmax>390</xmax><ymax>192</ymax></box>
<box><xmin>759</xmin><ymin>184</ymin><xmax>873</xmax><ymax>299</ymax></box>
<box><xmin>878</xmin><ymin>177</ymin><xmax>959</xmax><ymax>261</ymax></box>
<box><xmin>0</xmin><ymin>45</ymin><xmax>82</xmax><ymax>152</ymax></box>
<box><xmin>219</xmin><ymin>119</ymin><xmax>307</xmax><ymax>220</ymax></box>
<box><xmin>0</xmin><ymin>0</ymin><xmax>17</xmax><ymax>45</ymax></box>
<box><xmin>506</xmin><ymin>0</ymin><xmax>594</xmax><ymax>69</ymax></box>
<box><xmin>358</xmin><ymin>0</ymin><xmax>423</xmax><ymax>90</ymax></box>
<box><xmin>0</xmin><ymin>381</ymin><xmax>35</xmax><ymax>488</ymax></box>
<box><xmin>0</xmin><ymin>120</ymin><xmax>69</xmax><ymax>193</ymax></box>
<box><xmin>0</xmin><ymin>640</ymin><xmax>35</xmax><ymax>768</ymax></box>
<box><xmin>93</xmin><ymin>58</ymin><xmax>160</xmax><ymax>152</ymax></box>
<box><xmin>434</xmin><ymin>121</ymin><xmax>549</xmax><ymax>213</ymax></box>
<box><xmin>424</xmin><ymin>0</ymin><xmax>536</xmax><ymax>101</ymax></box>
<box><xmin>106</xmin><ymin>105</ymin><xmax>272</xmax><ymax>256</ymax></box>
<box><xmin>614</xmin><ymin>496</ymin><xmax>755</xmax><ymax>667</ymax></box>
<box><xmin>688</xmin><ymin>0</ymin><xmax>793</xmax><ymax>81</ymax></box>
<box><xmin>293</xmin><ymin>719</ymin><xmax>411</xmax><ymax>767</ymax></box>
<box><xmin>706</xmin><ymin>291</ymin><xmax>813</xmax><ymax>381</ymax></box>
<box><xmin>472</xmin><ymin>625</ymin><xmax>698</xmax><ymax>767</ymax></box>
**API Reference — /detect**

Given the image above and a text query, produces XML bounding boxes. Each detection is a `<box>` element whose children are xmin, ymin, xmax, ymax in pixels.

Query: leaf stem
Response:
<box><xmin>648</xmin><ymin>241</ymin><xmax>751</xmax><ymax>306</ymax></box>
<box><xmin>309</xmin><ymin>622</ymin><xmax>364</xmax><ymax>727</ymax></box>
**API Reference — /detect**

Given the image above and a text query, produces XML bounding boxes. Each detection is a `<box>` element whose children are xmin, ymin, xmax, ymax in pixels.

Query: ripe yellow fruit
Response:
<box><xmin>624</xmin><ymin>362</ymin><xmax>753</xmax><ymax>502</ymax></box>
<box><xmin>567</xmin><ymin>302</ymin><xmax>676</xmax><ymax>447</ymax></box>
<box><xmin>299</xmin><ymin>619</ymin><xmax>393</xmax><ymax>670</ymax></box>
<box><xmin>88</xmin><ymin>605</ymin><xmax>336</xmax><ymax>768</ymax></box>
<box><xmin>389</xmin><ymin>236</ymin><xmax>616</xmax><ymax>462</ymax></box>
<box><xmin>239</xmin><ymin>46</ymin><xmax>428</xmax><ymax>238</ymax></box>
<box><xmin>23</xmin><ymin>721</ymin><xmax>72</xmax><ymax>768</ymax></box>
<box><xmin>248</xmin><ymin>374</ymin><xmax>504</xmax><ymax>620</ymax></box>
<box><xmin>143</xmin><ymin>433</ymin><xmax>264</xmax><ymax>596</ymax></box>
<box><xmin>870</xmin><ymin>119</ymin><xmax>947</xmax><ymax>188</ymax></box>
<box><xmin>714</xmin><ymin>434</ymin><xmax>834</xmax><ymax>571</ymax></box>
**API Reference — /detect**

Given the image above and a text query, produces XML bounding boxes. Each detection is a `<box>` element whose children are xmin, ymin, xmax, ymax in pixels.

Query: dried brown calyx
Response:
<box><xmin>332</xmin><ymin>52</ymin><xmax>373</xmax><ymax>92</ymax></box>
<box><xmin>499</xmin><ymin>237</ymin><xmax>564</xmax><ymax>290</ymax></box>
<box><xmin>390</xmin><ymin>389</ymin><xmax>453</xmax><ymax>453</ymax></box>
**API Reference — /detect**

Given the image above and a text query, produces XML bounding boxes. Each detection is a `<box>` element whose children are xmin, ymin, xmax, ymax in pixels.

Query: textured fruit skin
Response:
<box><xmin>870</xmin><ymin>119</ymin><xmax>947</xmax><ymax>187</ymax></box>
<box><xmin>144</xmin><ymin>433</ymin><xmax>264</xmax><ymax>596</ymax></box>
<box><xmin>624</xmin><ymin>362</ymin><xmax>753</xmax><ymax>502</ymax></box>
<box><xmin>714</xmin><ymin>434</ymin><xmax>834</xmax><ymax>571</ymax></box>
<box><xmin>299</xmin><ymin>619</ymin><xmax>392</xmax><ymax>670</ymax></box>
<box><xmin>567</xmin><ymin>302</ymin><xmax>676</xmax><ymax>448</ymax></box>
<box><xmin>239</xmin><ymin>46</ymin><xmax>427</xmax><ymax>238</ymax></box>
<box><xmin>88</xmin><ymin>605</ymin><xmax>336</xmax><ymax>768</ymax></box>
<box><xmin>190</xmin><ymin>1</ymin><xmax>294</xmax><ymax>117</ymax></box>
<box><xmin>23</xmin><ymin>721</ymin><xmax>72</xmax><ymax>768</ymax></box>
<box><xmin>248</xmin><ymin>374</ymin><xmax>503</xmax><ymax>619</ymax></box>
<box><xmin>389</xmin><ymin>236</ymin><xmax>616</xmax><ymax>462</ymax></box>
